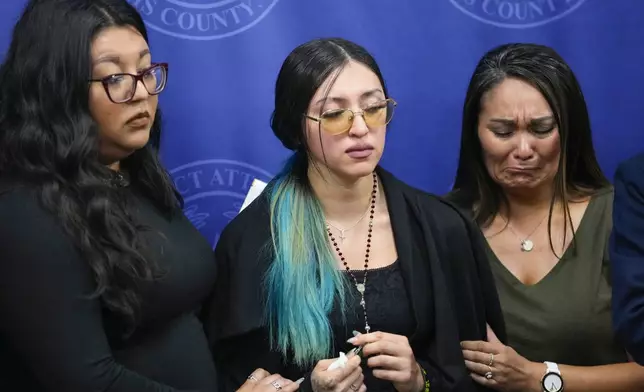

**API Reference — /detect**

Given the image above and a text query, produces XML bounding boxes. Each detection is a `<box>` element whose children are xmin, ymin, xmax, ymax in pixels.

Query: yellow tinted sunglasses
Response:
<box><xmin>304</xmin><ymin>98</ymin><xmax>397</xmax><ymax>135</ymax></box>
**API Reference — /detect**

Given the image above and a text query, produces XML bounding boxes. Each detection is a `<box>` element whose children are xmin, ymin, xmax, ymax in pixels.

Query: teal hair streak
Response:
<box><xmin>264</xmin><ymin>154</ymin><xmax>349</xmax><ymax>367</ymax></box>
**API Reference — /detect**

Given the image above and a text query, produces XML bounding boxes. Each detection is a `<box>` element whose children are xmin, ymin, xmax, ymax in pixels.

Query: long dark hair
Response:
<box><xmin>450</xmin><ymin>43</ymin><xmax>609</xmax><ymax>254</ymax></box>
<box><xmin>0</xmin><ymin>0</ymin><xmax>181</xmax><ymax>333</ymax></box>
<box><xmin>264</xmin><ymin>38</ymin><xmax>388</xmax><ymax>366</ymax></box>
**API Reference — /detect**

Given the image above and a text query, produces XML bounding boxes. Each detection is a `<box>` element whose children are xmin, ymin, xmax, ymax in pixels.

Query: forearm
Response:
<box><xmin>527</xmin><ymin>362</ymin><xmax>644</xmax><ymax>392</ymax></box>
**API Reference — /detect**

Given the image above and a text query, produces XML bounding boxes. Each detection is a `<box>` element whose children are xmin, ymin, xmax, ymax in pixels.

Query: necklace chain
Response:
<box><xmin>326</xmin><ymin>198</ymin><xmax>371</xmax><ymax>243</ymax></box>
<box><xmin>326</xmin><ymin>172</ymin><xmax>377</xmax><ymax>334</ymax></box>
<box><xmin>505</xmin><ymin>214</ymin><xmax>547</xmax><ymax>252</ymax></box>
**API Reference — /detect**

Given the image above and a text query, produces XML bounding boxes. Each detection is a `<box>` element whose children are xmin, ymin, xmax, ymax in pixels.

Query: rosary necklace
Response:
<box><xmin>326</xmin><ymin>172</ymin><xmax>377</xmax><ymax>333</ymax></box>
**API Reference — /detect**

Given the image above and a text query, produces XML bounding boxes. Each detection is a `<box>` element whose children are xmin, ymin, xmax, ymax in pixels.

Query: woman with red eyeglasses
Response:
<box><xmin>0</xmin><ymin>1</ymin><xmax>291</xmax><ymax>391</ymax></box>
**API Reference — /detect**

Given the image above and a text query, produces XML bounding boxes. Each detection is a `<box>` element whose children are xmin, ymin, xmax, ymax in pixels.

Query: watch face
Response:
<box><xmin>542</xmin><ymin>373</ymin><xmax>563</xmax><ymax>392</ymax></box>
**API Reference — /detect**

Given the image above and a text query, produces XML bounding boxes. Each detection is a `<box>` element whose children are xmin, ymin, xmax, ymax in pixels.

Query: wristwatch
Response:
<box><xmin>541</xmin><ymin>361</ymin><xmax>564</xmax><ymax>392</ymax></box>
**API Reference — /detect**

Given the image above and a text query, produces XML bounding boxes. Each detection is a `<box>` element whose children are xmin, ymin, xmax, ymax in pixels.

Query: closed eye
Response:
<box><xmin>321</xmin><ymin>109</ymin><xmax>346</xmax><ymax>119</ymax></box>
<box><xmin>104</xmin><ymin>74</ymin><xmax>126</xmax><ymax>85</ymax></box>
<box><xmin>530</xmin><ymin>122</ymin><xmax>556</xmax><ymax>135</ymax></box>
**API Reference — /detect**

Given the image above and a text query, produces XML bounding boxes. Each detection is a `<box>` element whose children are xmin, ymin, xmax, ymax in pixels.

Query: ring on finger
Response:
<box><xmin>247</xmin><ymin>374</ymin><xmax>258</xmax><ymax>382</ymax></box>
<box><xmin>484</xmin><ymin>365</ymin><xmax>493</xmax><ymax>380</ymax></box>
<box><xmin>350</xmin><ymin>384</ymin><xmax>359</xmax><ymax>391</ymax></box>
<box><xmin>487</xmin><ymin>353</ymin><xmax>495</xmax><ymax>367</ymax></box>
<box><xmin>271</xmin><ymin>381</ymin><xmax>282</xmax><ymax>390</ymax></box>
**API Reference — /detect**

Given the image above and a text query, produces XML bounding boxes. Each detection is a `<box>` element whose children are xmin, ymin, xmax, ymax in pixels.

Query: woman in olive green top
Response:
<box><xmin>449</xmin><ymin>43</ymin><xmax>644</xmax><ymax>391</ymax></box>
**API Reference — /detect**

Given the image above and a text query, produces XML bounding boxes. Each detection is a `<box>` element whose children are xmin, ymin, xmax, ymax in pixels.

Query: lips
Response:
<box><xmin>126</xmin><ymin>112</ymin><xmax>150</xmax><ymax>127</ymax></box>
<box><xmin>346</xmin><ymin>144</ymin><xmax>374</xmax><ymax>153</ymax></box>
<box><xmin>346</xmin><ymin>144</ymin><xmax>374</xmax><ymax>159</ymax></box>
<box><xmin>506</xmin><ymin>166</ymin><xmax>538</xmax><ymax>172</ymax></box>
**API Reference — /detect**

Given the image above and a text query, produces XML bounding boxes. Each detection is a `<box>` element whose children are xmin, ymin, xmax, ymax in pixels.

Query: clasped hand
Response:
<box><xmin>238</xmin><ymin>368</ymin><xmax>301</xmax><ymax>392</ymax></box>
<box><xmin>311</xmin><ymin>352</ymin><xmax>365</xmax><ymax>392</ymax></box>
<box><xmin>460</xmin><ymin>325</ymin><xmax>541</xmax><ymax>392</ymax></box>
<box><xmin>347</xmin><ymin>331</ymin><xmax>423</xmax><ymax>392</ymax></box>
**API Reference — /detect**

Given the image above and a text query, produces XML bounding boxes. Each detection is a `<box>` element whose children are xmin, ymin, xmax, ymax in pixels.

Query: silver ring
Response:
<box><xmin>485</xmin><ymin>371</ymin><xmax>493</xmax><ymax>380</ymax></box>
<box><xmin>247</xmin><ymin>374</ymin><xmax>258</xmax><ymax>382</ymax></box>
<box><xmin>271</xmin><ymin>381</ymin><xmax>282</xmax><ymax>390</ymax></box>
<box><xmin>350</xmin><ymin>384</ymin><xmax>359</xmax><ymax>391</ymax></box>
<box><xmin>488</xmin><ymin>353</ymin><xmax>495</xmax><ymax>366</ymax></box>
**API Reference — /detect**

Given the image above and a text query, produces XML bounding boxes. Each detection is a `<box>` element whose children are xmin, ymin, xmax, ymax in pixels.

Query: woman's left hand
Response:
<box><xmin>460</xmin><ymin>325</ymin><xmax>542</xmax><ymax>392</ymax></box>
<box><xmin>348</xmin><ymin>331</ymin><xmax>423</xmax><ymax>392</ymax></box>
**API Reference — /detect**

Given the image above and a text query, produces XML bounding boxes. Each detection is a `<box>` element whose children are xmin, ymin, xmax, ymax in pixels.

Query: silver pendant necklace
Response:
<box><xmin>506</xmin><ymin>214</ymin><xmax>547</xmax><ymax>252</ymax></box>
<box><xmin>327</xmin><ymin>172</ymin><xmax>377</xmax><ymax>333</ymax></box>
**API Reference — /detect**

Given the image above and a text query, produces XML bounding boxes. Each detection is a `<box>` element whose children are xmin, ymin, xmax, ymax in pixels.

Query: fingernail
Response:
<box><xmin>352</xmin><ymin>330</ymin><xmax>361</xmax><ymax>337</ymax></box>
<box><xmin>347</xmin><ymin>337</ymin><xmax>357</xmax><ymax>344</ymax></box>
<box><xmin>295</xmin><ymin>378</ymin><xmax>305</xmax><ymax>385</ymax></box>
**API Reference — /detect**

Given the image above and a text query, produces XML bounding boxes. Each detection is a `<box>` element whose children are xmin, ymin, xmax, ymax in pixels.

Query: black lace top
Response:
<box><xmin>329</xmin><ymin>261</ymin><xmax>419</xmax><ymax>392</ymax></box>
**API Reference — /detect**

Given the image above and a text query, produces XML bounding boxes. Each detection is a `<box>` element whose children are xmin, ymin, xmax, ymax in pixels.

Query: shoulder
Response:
<box><xmin>0</xmin><ymin>181</ymin><xmax>86</xmax><ymax>271</ymax></box>
<box><xmin>419</xmin><ymin>193</ymin><xmax>474</xmax><ymax>235</ymax></box>
<box><xmin>591</xmin><ymin>186</ymin><xmax>614</xmax><ymax>206</ymax></box>
<box><xmin>614</xmin><ymin>152</ymin><xmax>644</xmax><ymax>187</ymax></box>
<box><xmin>379</xmin><ymin>169</ymin><xmax>474</xmax><ymax>236</ymax></box>
<box><xmin>397</xmin><ymin>179</ymin><xmax>471</xmax><ymax>223</ymax></box>
<box><xmin>216</xmin><ymin>191</ymin><xmax>270</xmax><ymax>256</ymax></box>
<box><xmin>612</xmin><ymin>153</ymin><xmax>644</xmax><ymax>219</ymax></box>
<box><xmin>577</xmin><ymin>187</ymin><xmax>614</xmax><ymax>240</ymax></box>
<box><xmin>0</xmin><ymin>181</ymin><xmax>51</xmax><ymax>231</ymax></box>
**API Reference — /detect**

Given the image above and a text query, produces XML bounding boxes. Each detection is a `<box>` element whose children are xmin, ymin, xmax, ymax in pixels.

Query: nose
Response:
<box><xmin>348</xmin><ymin>111</ymin><xmax>369</xmax><ymax>137</ymax></box>
<box><xmin>131</xmin><ymin>79</ymin><xmax>150</xmax><ymax>102</ymax></box>
<box><xmin>512</xmin><ymin>133</ymin><xmax>536</xmax><ymax>161</ymax></box>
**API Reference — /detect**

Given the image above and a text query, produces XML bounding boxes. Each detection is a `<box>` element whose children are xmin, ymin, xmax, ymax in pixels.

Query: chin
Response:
<box><xmin>125</xmin><ymin>130</ymin><xmax>152</xmax><ymax>150</ymax></box>
<box><xmin>338</xmin><ymin>161</ymin><xmax>378</xmax><ymax>180</ymax></box>
<box><xmin>504</xmin><ymin>181</ymin><xmax>547</xmax><ymax>194</ymax></box>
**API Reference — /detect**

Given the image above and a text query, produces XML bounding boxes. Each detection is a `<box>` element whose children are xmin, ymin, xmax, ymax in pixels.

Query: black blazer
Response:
<box><xmin>205</xmin><ymin>167</ymin><xmax>506</xmax><ymax>392</ymax></box>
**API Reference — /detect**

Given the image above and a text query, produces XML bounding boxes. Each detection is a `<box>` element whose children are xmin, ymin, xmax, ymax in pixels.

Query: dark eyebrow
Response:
<box><xmin>94</xmin><ymin>49</ymin><xmax>151</xmax><ymax>66</ymax></box>
<box><xmin>489</xmin><ymin>118</ymin><xmax>514</xmax><ymax>125</ymax></box>
<box><xmin>529</xmin><ymin>115</ymin><xmax>555</xmax><ymax>125</ymax></box>
<box><xmin>315</xmin><ymin>88</ymin><xmax>384</xmax><ymax>106</ymax></box>
<box><xmin>488</xmin><ymin>115</ymin><xmax>555</xmax><ymax>127</ymax></box>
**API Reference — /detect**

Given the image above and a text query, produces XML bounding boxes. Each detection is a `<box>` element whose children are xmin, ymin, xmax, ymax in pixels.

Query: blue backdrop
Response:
<box><xmin>1</xmin><ymin>0</ymin><xmax>642</xmax><ymax>248</ymax></box>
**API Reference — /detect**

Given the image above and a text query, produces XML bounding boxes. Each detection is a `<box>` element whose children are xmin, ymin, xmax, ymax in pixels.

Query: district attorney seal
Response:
<box><xmin>128</xmin><ymin>0</ymin><xmax>280</xmax><ymax>40</ymax></box>
<box><xmin>171</xmin><ymin>159</ymin><xmax>273</xmax><ymax>248</ymax></box>
<box><xmin>450</xmin><ymin>0</ymin><xmax>587</xmax><ymax>28</ymax></box>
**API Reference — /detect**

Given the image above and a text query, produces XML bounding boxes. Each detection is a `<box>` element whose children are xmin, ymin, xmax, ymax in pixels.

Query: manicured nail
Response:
<box><xmin>347</xmin><ymin>337</ymin><xmax>357</xmax><ymax>344</ymax></box>
<box><xmin>352</xmin><ymin>330</ymin><xmax>361</xmax><ymax>337</ymax></box>
<box><xmin>295</xmin><ymin>378</ymin><xmax>305</xmax><ymax>385</ymax></box>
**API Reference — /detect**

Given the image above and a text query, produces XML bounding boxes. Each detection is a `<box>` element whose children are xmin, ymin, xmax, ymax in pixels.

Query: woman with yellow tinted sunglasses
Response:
<box><xmin>206</xmin><ymin>37</ymin><xmax>506</xmax><ymax>392</ymax></box>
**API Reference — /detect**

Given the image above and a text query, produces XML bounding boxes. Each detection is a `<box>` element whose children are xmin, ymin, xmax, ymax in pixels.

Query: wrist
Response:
<box><xmin>415</xmin><ymin>362</ymin><xmax>429</xmax><ymax>392</ymax></box>
<box><xmin>526</xmin><ymin>361</ymin><xmax>545</xmax><ymax>392</ymax></box>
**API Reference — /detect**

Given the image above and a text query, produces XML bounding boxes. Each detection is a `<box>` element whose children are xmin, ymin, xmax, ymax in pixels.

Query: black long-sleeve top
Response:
<box><xmin>0</xmin><ymin>183</ymin><xmax>218</xmax><ymax>391</ymax></box>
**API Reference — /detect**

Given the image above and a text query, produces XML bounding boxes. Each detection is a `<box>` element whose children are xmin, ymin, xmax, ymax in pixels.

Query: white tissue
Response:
<box><xmin>327</xmin><ymin>352</ymin><xmax>348</xmax><ymax>371</ymax></box>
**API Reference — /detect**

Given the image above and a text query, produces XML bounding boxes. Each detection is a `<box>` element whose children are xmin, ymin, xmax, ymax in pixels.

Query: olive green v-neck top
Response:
<box><xmin>485</xmin><ymin>188</ymin><xmax>627</xmax><ymax>365</ymax></box>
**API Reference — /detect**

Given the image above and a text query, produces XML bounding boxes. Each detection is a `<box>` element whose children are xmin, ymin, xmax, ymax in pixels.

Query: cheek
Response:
<box><xmin>539</xmin><ymin>134</ymin><xmax>561</xmax><ymax>169</ymax></box>
<box><xmin>148</xmin><ymin>95</ymin><xmax>159</xmax><ymax>116</ymax></box>
<box><xmin>88</xmin><ymin>88</ymin><xmax>121</xmax><ymax>137</ymax></box>
<box><xmin>305</xmin><ymin>126</ymin><xmax>338</xmax><ymax>161</ymax></box>
<box><xmin>478</xmin><ymin>132</ymin><xmax>508</xmax><ymax>167</ymax></box>
<box><xmin>373</xmin><ymin>126</ymin><xmax>386</xmax><ymax>150</ymax></box>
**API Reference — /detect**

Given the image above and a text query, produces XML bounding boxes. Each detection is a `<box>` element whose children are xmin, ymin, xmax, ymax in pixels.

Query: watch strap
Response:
<box><xmin>544</xmin><ymin>361</ymin><xmax>561</xmax><ymax>375</ymax></box>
